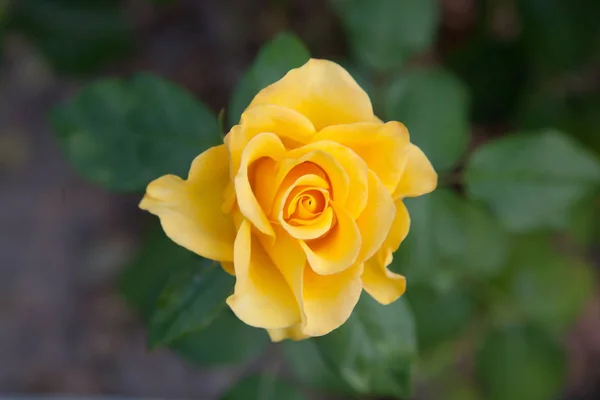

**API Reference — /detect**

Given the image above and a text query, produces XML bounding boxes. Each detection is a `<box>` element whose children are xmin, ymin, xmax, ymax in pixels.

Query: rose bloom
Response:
<box><xmin>140</xmin><ymin>59</ymin><xmax>437</xmax><ymax>341</ymax></box>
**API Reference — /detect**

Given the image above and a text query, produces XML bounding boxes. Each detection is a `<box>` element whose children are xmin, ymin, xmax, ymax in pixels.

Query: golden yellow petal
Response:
<box><xmin>393</xmin><ymin>143</ymin><xmax>438</xmax><ymax>199</ymax></box>
<box><xmin>355</xmin><ymin>170</ymin><xmax>396</xmax><ymax>263</ymax></box>
<box><xmin>300</xmin><ymin>203</ymin><xmax>361</xmax><ymax>275</ymax></box>
<box><xmin>139</xmin><ymin>145</ymin><xmax>235</xmax><ymax>262</ymax></box>
<box><xmin>362</xmin><ymin>257</ymin><xmax>406</xmax><ymax>305</ymax></box>
<box><xmin>268</xmin><ymin>324</ymin><xmax>308</xmax><ymax>342</ymax></box>
<box><xmin>362</xmin><ymin>200</ymin><xmax>410</xmax><ymax>304</ymax></box>
<box><xmin>249</xmin><ymin>59</ymin><xmax>375</xmax><ymax>130</ymax></box>
<box><xmin>226</xmin><ymin>220</ymin><xmax>301</xmax><ymax>329</ymax></box>
<box><xmin>313</xmin><ymin>121</ymin><xmax>411</xmax><ymax>193</ymax></box>
<box><xmin>301</xmin><ymin>262</ymin><xmax>363</xmax><ymax>337</ymax></box>
<box><xmin>225</xmin><ymin>105</ymin><xmax>316</xmax><ymax>180</ymax></box>
<box><xmin>287</xmin><ymin>141</ymin><xmax>368</xmax><ymax>219</ymax></box>
<box><xmin>234</xmin><ymin>132</ymin><xmax>286</xmax><ymax>236</ymax></box>
<box><xmin>220</xmin><ymin>262</ymin><xmax>235</xmax><ymax>276</ymax></box>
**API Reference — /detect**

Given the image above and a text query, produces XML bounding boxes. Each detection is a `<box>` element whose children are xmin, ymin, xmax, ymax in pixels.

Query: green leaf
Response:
<box><xmin>314</xmin><ymin>296</ymin><xmax>417</xmax><ymax>398</ymax></box>
<box><xmin>392</xmin><ymin>189</ymin><xmax>508</xmax><ymax>287</ymax></box>
<box><xmin>51</xmin><ymin>74</ymin><xmax>220</xmax><ymax>191</ymax></box>
<box><xmin>331</xmin><ymin>0</ymin><xmax>439</xmax><ymax>71</ymax></box>
<box><xmin>407</xmin><ymin>285</ymin><xmax>474</xmax><ymax>353</ymax></box>
<box><xmin>120</xmin><ymin>223</ymin><xmax>195</xmax><ymax>320</ymax></box>
<box><xmin>465</xmin><ymin>130</ymin><xmax>600</xmax><ymax>232</ymax></box>
<box><xmin>282</xmin><ymin>339</ymin><xmax>353</xmax><ymax>395</ymax></box>
<box><xmin>148</xmin><ymin>260</ymin><xmax>234</xmax><ymax>348</ymax></box>
<box><xmin>228</xmin><ymin>32</ymin><xmax>310</xmax><ymax>127</ymax></box>
<box><xmin>172</xmin><ymin>309</ymin><xmax>269</xmax><ymax>367</ymax></box>
<box><xmin>9</xmin><ymin>0</ymin><xmax>131</xmax><ymax>74</ymax></box>
<box><xmin>220</xmin><ymin>374</ymin><xmax>306</xmax><ymax>400</ymax></box>
<box><xmin>385</xmin><ymin>67</ymin><xmax>470</xmax><ymax>171</ymax></box>
<box><xmin>120</xmin><ymin>223</ymin><xmax>266</xmax><ymax>366</ymax></box>
<box><xmin>476</xmin><ymin>325</ymin><xmax>566</xmax><ymax>400</ymax></box>
<box><xmin>509</xmin><ymin>238</ymin><xmax>594</xmax><ymax>333</ymax></box>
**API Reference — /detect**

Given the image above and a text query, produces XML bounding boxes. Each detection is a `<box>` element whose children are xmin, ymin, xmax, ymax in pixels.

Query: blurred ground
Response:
<box><xmin>1</xmin><ymin>0</ymin><xmax>600</xmax><ymax>398</ymax></box>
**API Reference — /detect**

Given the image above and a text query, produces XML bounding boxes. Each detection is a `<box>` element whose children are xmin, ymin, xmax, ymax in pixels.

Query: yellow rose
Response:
<box><xmin>139</xmin><ymin>59</ymin><xmax>437</xmax><ymax>341</ymax></box>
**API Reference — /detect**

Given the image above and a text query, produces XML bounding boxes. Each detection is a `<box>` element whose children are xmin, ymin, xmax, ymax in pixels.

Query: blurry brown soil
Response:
<box><xmin>0</xmin><ymin>0</ymin><xmax>599</xmax><ymax>399</ymax></box>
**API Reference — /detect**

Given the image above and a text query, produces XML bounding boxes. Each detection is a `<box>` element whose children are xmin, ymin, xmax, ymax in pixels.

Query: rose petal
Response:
<box><xmin>234</xmin><ymin>132</ymin><xmax>286</xmax><ymax>236</ymax></box>
<box><xmin>287</xmin><ymin>141</ymin><xmax>369</xmax><ymax>218</ymax></box>
<box><xmin>393</xmin><ymin>143</ymin><xmax>438</xmax><ymax>199</ymax></box>
<box><xmin>355</xmin><ymin>170</ymin><xmax>396</xmax><ymax>263</ymax></box>
<box><xmin>249</xmin><ymin>59</ymin><xmax>376</xmax><ymax>130</ymax></box>
<box><xmin>227</xmin><ymin>219</ymin><xmax>301</xmax><ymax>329</ymax></box>
<box><xmin>301</xmin><ymin>262</ymin><xmax>363</xmax><ymax>337</ymax></box>
<box><xmin>225</xmin><ymin>105</ymin><xmax>316</xmax><ymax>180</ymax></box>
<box><xmin>363</xmin><ymin>200</ymin><xmax>410</xmax><ymax>304</ymax></box>
<box><xmin>313</xmin><ymin>121</ymin><xmax>411</xmax><ymax>193</ymax></box>
<box><xmin>139</xmin><ymin>145</ymin><xmax>236</xmax><ymax>261</ymax></box>
<box><xmin>300</xmin><ymin>203</ymin><xmax>361</xmax><ymax>275</ymax></box>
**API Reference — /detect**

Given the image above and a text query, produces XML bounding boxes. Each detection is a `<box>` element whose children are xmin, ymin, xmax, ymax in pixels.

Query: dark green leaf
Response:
<box><xmin>120</xmin><ymin>223</ymin><xmax>196</xmax><ymax>320</ymax></box>
<box><xmin>314</xmin><ymin>296</ymin><xmax>416</xmax><ymax>398</ymax></box>
<box><xmin>385</xmin><ymin>67</ymin><xmax>470</xmax><ymax>171</ymax></box>
<box><xmin>228</xmin><ymin>32</ymin><xmax>310</xmax><ymax>127</ymax></box>
<box><xmin>173</xmin><ymin>309</ymin><xmax>269</xmax><ymax>367</ymax></box>
<box><xmin>392</xmin><ymin>190</ymin><xmax>508</xmax><ymax>287</ymax></box>
<box><xmin>282</xmin><ymin>339</ymin><xmax>353</xmax><ymax>395</ymax></box>
<box><xmin>509</xmin><ymin>238</ymin><xmax>594</xmax><ymax>333</ymax></box>
<box><xmin>331</xmin><ymin>0</ymin><xmax>439</xmax><ymax>71</ymax></box>
<box><xmin>407</xmin><ymin>286</ymin><xmax>474</xmax><ymax>353</ymax></box>
<box><xmin>220</xmin><ymin>374</ymin><xmax>306</xmax><ymax>400</ymax></box>
<box><xmin>9</xmin><ymin>0</ymin><xmax>131</xmax><ymax>74</ymax></box>
<box><xmin>476</xmin><ymin>325</ymin><xmax>566</xmax><ymax>400</ymax></box>
<box><xmin>148</xmin><ymin>260</ymin><xmax>234</xmax><ymax>348</ymax></box>
<box><xmin>51</xmin><ymin>74</ymin><xmax>220</xmax><ymax>191</ymax></box>
<box><xmin>465</xmin><ymin>130</ymin><xmax>600</xmax><ymax>232</ymax></box>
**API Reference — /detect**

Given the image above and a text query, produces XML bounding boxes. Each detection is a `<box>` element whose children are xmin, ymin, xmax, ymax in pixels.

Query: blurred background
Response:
<box><xmin>1</xmin><ymin>0</ymin><xmax>600</xmax><ymax>399</ymax></box>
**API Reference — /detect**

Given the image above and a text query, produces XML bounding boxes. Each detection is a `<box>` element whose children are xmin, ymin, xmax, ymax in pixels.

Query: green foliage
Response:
<box><xmin>148</xmin><ymin>261</ymin><xmax>234</xmax><ymax>348</ymax></box>
<box><xmin>385</xmin><ymin>67</ymin><xmax>470</xmax><ymax>171</ymax></box>
<box><xmin>314</xmin><ymin>296</ymin><xmax>417</xmax><ymax>398</ymax></box>
<box><xmin>228</xmin><ymin>32</ymin><xmax>310</xmax><ymax>127</ymax></box>
<box><xmin>220</xmin><ymin>375</ymin><xmax>306</xmax><ymax>400</ymax></box>
<box><xmin>407</xmin><ymin>286</ymin><xmax>474</xmax><ymax>353</ymax></box>
<box><xmin>465</xmin><ymin>130</ymin><xmax>600</xmax><ymax>232</ymax></box>
<box><xmin>508</xmin><ymin>237</ymin><xmax>594</xmax><ymax>334</ymax></box>
<box><xmin>9</xmin><ymin>0</ymin><xmax>131</xmax><ymax>74</ymax></box>
<box><xmin>51</xmin><ymin>74</ymin><xmax>220</xmax><ymax>192</ymax></box>
<box><xmin>120</xmin><ymin>222</ymin><xmax>267</xmax><ymax>366</ymax></box>
<box><xmin>476</xmin><ymin>325</ymin><xmax>566</xmax><ymax>400</ymax></box>
<box><xmin>282</xmin><ymin>340</ymin><xmax>353</xmax><ymax>395</ymax></box>
<box><xmin>331</xmin><ymin>0</ymin><xmax>439</xmax><ymax>71</ymax></box>
<box><xmin>392</xmin><ymin>189</ymin><xmax>508</xmax><ymax>287</ymax></box>
<box><xmin>173</xmin><ymin>310</ymin><xmax>269</xmax><ymax>367</ymax></box>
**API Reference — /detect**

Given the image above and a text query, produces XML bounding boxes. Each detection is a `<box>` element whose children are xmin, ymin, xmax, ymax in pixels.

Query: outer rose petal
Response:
<box><xmin>268</xmin><ymin>262</ymin><xmax>364</xmax><ymax>340</ymax></box>
<box><xmin>355</xmin><ymin>171</ymin><xmax>396</xmax><ymax>263</ymax></box>
<box><xmin>268</xmin><ymin>324</ymin><xmax>308</xmax><ymax>342</ymax></box>
<box><xmin>225</xmin><ymin>105</ymin><xmax>316</xmax><ymax>180</ymax></box>
<box><xmin>362</xmin><ymin>200</ymin><xmax>410</xmax><ymax>305</ymax></box>
<box><xmin>313</xmin><ymin>121</ymin><xmax>411</xmax><ymax>193</ymax></box>
<box><xmin>249</xmin><ymin>59</ymin><xmax>376</xmax><ymax>130</ymax></box>
<box><xmin>393</xmin><ymin>143</ymin><xmax>438</xmax><ymax>199</ymax></box>
<box><xmin>227</xmin><ymin>219</ymin><xmax>301</xmax><ymax>329</ymax></box>
<box><xmin>235</xmin><ymin>132</ymin><xmax>286</xmax><ymax>236</ymax></box>
<box><xmin>301</xmin><ymin>262</ymin><xmax>363</xmax><ymax>337</ymax></box>
<box><xmin>139</xmin><ymin>145</ymin><xmax>235</xmax><ymax>262</ymax></box>
<box><xmin>300</xmin><ymin>203</ymin><xmax>362</xmax><ymax>275</ymax></box>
